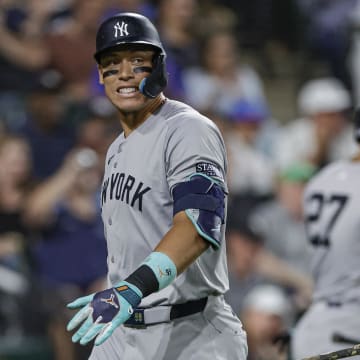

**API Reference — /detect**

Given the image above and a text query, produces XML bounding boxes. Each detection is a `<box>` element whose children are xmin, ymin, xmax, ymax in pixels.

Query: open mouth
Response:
<box><xmin>116</xmin><ymin>87</ymin><xmax>138</xmax><ymax>94</ymax></box>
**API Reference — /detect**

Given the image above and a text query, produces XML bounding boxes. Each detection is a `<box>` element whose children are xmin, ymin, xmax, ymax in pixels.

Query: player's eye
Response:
<box><xmin>132</xmin><ymin>57</ymin><xmax>144</xmax><ymax>65</ymax></box>
<box><xmin>101</xmin><ymin>57</ymin><xmax>120</xmax><ymax>68</ymax></box>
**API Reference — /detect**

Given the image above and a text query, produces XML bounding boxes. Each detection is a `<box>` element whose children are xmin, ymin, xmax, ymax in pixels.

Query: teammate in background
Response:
<box><xmin>65</xmin><ymin>12</ymin><xmax>248</xmax><ymax>360</ymax></box>
<box><xmin>291</xmin><ymin>109</ymin><xmax>360</xmax><ymax>359</ymax></box>
<box><xmin>274</xmin><ymin>78</ymin><xmax>356</xmax><ymax>171</ymax></box>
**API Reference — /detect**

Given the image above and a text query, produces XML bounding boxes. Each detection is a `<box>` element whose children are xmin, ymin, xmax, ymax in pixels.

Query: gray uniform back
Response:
<box><xmin>100</xmin><ymin>99</ymin><xmax>229</xmax><ymax>306</ymax></box>
<box><xmin>304</xmin><ymin>161</ymin><xmax>360</xmax><ymax>304</ymax></box>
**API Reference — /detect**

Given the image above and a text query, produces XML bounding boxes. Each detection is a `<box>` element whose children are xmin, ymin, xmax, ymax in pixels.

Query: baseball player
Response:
<box><xmin>66</xmin><ymin>12</ymin><xmax>248</xmax><ymax>360</ymax></box>
<box><xmin>291</xmin><ymin>109</ymin><xmax>360</xmax><ymax>359</ymax></box>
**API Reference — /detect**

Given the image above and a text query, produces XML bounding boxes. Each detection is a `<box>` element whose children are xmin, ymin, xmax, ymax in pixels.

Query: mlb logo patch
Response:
<box><xmin>196</xmin><ymin>162</ymin><xmax>221</xmax><ymax>177</ymax></box>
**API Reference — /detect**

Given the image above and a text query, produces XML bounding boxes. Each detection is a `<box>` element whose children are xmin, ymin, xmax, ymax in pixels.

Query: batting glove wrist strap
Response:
<box><xmin>125</xmin><ymin>251</ymin><xmax>177</xmax><ymax>296</ymax></box>
<box><xmin>141</xmin><ymin>251</ymin><xmax>177</xmax><ymax>290</ymax></box>
<box><xmin>114</xmin><ymin>281</ymin><xmax>143</xmax><ymax>308</ymax></box>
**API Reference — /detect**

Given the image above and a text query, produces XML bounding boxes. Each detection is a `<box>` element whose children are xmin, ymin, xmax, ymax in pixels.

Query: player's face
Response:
<box><xmin>98</xmin><ymin>47</ymin><xmax>154</xmax><ymax>114</ymax></box>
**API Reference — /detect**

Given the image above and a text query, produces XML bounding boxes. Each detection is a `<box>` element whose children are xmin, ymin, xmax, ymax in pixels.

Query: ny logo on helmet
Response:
<box><xmin>114</xmin><ymin>21</ymin><xmax>129</xmax><ymax>37</ymax></box>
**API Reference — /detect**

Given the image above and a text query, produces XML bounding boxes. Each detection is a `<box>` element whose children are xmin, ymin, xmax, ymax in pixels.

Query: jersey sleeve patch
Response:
<box><xmin>196</xmin><ymin>162</ymin><xmax>222</xmax><ymax>179</ymax></box>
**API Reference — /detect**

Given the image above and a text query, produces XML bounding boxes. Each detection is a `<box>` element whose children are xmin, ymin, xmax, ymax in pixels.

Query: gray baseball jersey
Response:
<box><xmin>101</xmin><ymin>99</ymin><xmax>229</xmax><ymax>305</ymax></box>
<box><xmin>292</xmin><ymin>160</ymin><xmax>360</xmax><ymax>359</ymax></box>
<box><xmin>304</xmin><ymin>160</ymin><xmax>360</xmax><ymax>304</ymax></box>
<box><xmin>90</xmin><ymin>99</ymin><xmax>248</xmax><ymax>360</ymax></box>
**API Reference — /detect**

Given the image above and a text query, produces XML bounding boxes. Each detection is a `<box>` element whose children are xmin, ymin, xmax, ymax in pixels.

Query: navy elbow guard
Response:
<box><xmin>172</xmin><ymin>173</ymin><xmax>226</xmax><ymax>249</ymax></box>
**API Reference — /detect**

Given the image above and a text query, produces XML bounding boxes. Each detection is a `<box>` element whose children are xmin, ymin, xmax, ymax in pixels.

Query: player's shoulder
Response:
<box><xmin>305</xmin><ymin>160</ymin><xmax>349</xmax><ymax>192</ymax></box>
<box><xmin>160</xmin><ymin>99</ymin><xmax>220</xmax><ymax>133</ymax></box>
<box><xmin>160</xmin><ymin>99</ymin><xmax>210</xmax><ymax>126</ymax></box>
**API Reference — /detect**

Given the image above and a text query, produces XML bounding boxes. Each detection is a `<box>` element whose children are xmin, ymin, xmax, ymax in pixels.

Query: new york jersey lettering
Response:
<box><xmin>102</xmin><ymin>172</ymin><xmax>151</xmax><ymax>212</ymax></box>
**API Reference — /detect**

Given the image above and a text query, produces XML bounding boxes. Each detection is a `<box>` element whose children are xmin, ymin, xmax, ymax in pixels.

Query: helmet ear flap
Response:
<box><xmin>139</xmin><ymin>53</ymin><xmax>168</xmax><ymax>98</ymax></box>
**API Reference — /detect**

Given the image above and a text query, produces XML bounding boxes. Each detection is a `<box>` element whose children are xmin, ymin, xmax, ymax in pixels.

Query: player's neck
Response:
<box><xmin>120</xmin><ymin>94</ymin><xmax>166</xmax><ymax>137</ymax></box>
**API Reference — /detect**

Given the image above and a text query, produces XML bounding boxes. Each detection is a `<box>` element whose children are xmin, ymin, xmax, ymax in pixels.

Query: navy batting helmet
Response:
<box><xmin>94</xmin><ymin>12</ymin><xmax>168</xmax><ymax>98</ymax></box>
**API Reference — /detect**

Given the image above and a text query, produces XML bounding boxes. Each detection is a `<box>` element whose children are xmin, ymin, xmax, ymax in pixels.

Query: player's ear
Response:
<box><xmin>98</xmin><ymin>66</ymin><xmax>104</xmax><ymax>85</ymax></box>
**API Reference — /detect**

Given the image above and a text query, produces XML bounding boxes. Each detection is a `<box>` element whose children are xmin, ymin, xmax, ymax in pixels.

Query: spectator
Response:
<box><xmin>0</xmin><ymin>0</ymin><xmax>56</xmax><ymax>128</ymax></box>
<box><xmin>156</xmin><ymin>0</ymin><xmax>201</xmax><ymax>100</ymax></box>
<box><xmin>23</xmin><ymin>146</ymin><xmax>108</xmax><ymax>360</ymax></box>
<box><xmin>274</xmin><ymin>77</ymin><xmax>357</xmax><ymax>171</ymax></box>
<box><xmin>196</xmin><ymin>0</ymin><xmax>238</xmax><ymax>37</ymax></box>
<box><xmin>224</xmin><ymin>99</ymin><xmax>277</xmax><ymax>197</ymax></box>
<box><xmin>296</xmin><ymin>0</ymin><xmax>357</xmax><ymax>90</ymax></box>
<box><xmin>0</xmin><ymin>0</ymin><xmax>54</xmax><ymax>85</ymax></box>
<box><xmin>43</xmin><ymin>0</ymin><xmax>109</xmax><ymax>101</ymax></box>
<box><xmin>220</xmin><ymin>0</ymin><xmax>275</xmax><ymax>51</ymax></box>
<box><xmin>0</xmin><ymin>134</ymin><xmax>34</xmax><ymax>336</ymax></box>
<box><xmin>0</xmin><ymin>134</ymin><xmax>33</xmax><ymax>268</ymax></box>
<box><xmin>156</xmin><ymin>0</ymin><xmax>200</xmax><ymax>69</ymax></box>
<box><xmin>241</xmin><ymin>284</ymin><xmax>294</xmax><ymax>360</ymax></box>
<box><xmin>224</xmin><ymin>210</ymin><xmax>266</xmax><ymax>315</ymax></box>
<box><xmin>74</xmin><ymin>109</ymin><xmax>121</xmax><ymax>169</ymax></box>
<box><xmin>16</xmin><ymin>70</ymin><xmax>75</xmax><ymax>180</ymax></box>
<box><xmin>182</xmin><ymin>30</ymin><xmax>267</xmax><ymax>116</ymax></box>
<box><xmin>105</xmin><ymin>0</ymin><xmax>156</xmax><ymax>19</ymax></box>
<box><xmin>250</xmin><ymin>162</ymin><xmax>316</xmax><ymax>313</ymax></box>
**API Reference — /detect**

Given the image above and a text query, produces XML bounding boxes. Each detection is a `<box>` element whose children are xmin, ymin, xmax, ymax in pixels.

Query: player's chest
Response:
<box><xmin>100</xmin><ymin>138</ymin><xmax>169</xmax><ymax>214</ymax></box>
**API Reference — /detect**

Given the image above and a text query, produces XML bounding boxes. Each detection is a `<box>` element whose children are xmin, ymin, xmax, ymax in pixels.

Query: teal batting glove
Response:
<box><xmin>66</xmin><ymin>281</ymin><xmax>142</xmax><ymax>346</ymax></box>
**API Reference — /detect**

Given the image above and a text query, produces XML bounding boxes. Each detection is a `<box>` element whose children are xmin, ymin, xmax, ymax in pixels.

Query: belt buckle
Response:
<box><xmin>124</xmin><ymin>308</ymin><xmax>147</xmax><ymax>329</ymax></box>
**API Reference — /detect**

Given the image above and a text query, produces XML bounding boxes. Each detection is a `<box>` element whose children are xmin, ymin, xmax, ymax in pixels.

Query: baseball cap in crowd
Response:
<box><xmin>242</xmin><ymin>284</ymin><xmax>294</xmax><ymax>325</ymax></box>
<box><xmin>298</xmin><ymin>77</ymin><xmax>351</xmax><ymax>116</ymax></box>
<box><xmin>227</xmin><ymin>99</ymin><xmax>269</xmax><ymax>123</ymax></box>
<box><xmin>279</xmin><ymin>162</ymin><xmax>317</xmax><ymax>183</ymax></box>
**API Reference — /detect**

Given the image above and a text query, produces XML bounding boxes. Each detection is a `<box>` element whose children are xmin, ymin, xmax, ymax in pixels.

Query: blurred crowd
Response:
<box><xmin>0</xmin><ymin>0</ymin><xmax>359</xmax><ymax>359</ymax></box>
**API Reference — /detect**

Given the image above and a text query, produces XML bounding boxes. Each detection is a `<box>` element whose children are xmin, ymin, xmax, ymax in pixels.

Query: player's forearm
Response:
<box><xmin>24</xmin><ymin>170</ymin><xmax>77</xmax><ymax>225</ymax></box>
<box><xmin>0</xmin><ymin>29</ymin><xmax>48</xmax><ymax>69</ymax></box>
<box><xmin>155</xmin><ymin>211</ymin><xmax>209</xmax><ymax>274</ymax></box>
<box><xmin>255</xmin><ymin>249</ymin><xmax>313</xmax><ymax>290</ymax></box>
<box><xmin>121</xmin><ymin>211</ymin><xmax>209</xmax><ymax>302</ymax></box>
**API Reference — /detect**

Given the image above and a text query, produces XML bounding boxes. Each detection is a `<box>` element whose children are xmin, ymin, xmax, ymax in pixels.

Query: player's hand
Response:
<box><xmin>66</xmin><ymin>281</ymin><xmax>142</xmax><ymax>346</ymax></box>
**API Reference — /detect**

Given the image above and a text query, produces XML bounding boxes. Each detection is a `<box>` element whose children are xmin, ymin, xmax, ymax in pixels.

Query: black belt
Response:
<box><xmin>124</xmin><ymin>297</ymin><xmax>208</xmax><ymax>328</ymax></box>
